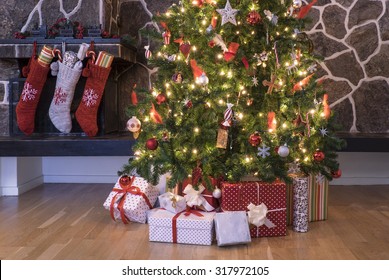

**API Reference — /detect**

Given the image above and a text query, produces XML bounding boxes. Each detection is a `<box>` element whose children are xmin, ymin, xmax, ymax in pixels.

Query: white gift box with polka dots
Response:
<box><xmin>103</xmin><ymin>176</ymin><xmax>159</xmax><ymax>224</ymax></box>
<box><xmin>147</xmin><ymin>208</ymin><xmax>216</xmax><ymax>245</ymax></box>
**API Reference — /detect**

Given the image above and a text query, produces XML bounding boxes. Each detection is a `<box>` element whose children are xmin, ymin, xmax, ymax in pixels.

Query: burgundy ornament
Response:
<box><xmin>156</xmin><ymin>93</ymin><xmax>167</xmax><ymax>104</ymax></box>
<box><xmin>249</xmin><ymin>132</ymin><xmax>262</xmax><ymax>147</ymax></box>
<box><xmin>313</xmin><ymin>150</ymin><xmax>325</xmax><ymax>162</ymax></box>
<box><xmin>331</xmin><ymin>169</ymin><xmax>342</xmax><ymax>179</ymax></box>
<box><xmin>146</xmin><ymin>137</ymin><xmax>159</xmax><ymax>150</ymax></box>
<box><xmin>246</xmin><ymin>11</ymin><xmax>262</xmax><ymax>25</ymax></box>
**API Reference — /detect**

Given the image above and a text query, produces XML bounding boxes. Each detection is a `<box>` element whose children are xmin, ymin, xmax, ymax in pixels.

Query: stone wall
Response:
<box><xmin>1</xmin><ymin>0</ymin><xmax>389</xmax><ymax>135</ymax></box>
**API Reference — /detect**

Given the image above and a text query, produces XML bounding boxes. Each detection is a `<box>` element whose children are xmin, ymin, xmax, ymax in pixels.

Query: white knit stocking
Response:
<box><xmin>49</xmin><ymin>61</ymin><xmax>82</xmax><ymax>133</ymax></box>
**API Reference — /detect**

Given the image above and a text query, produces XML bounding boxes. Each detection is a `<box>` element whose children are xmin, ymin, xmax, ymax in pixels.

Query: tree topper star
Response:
<box><xmin>216</xmin><ymin>0</ymin><xmax>239</xmax><ymax>26</ymax></box>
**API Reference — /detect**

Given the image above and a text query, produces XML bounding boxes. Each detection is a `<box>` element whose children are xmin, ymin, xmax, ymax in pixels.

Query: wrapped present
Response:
<box><xmin>148</xmin><ymin>208</ymin><xmax>215</xmax><ymax>245</ymax></box>
<box><xmin>286</xmin><ymin>174</ymin><xmax>328</xmax><ymax>224</ymax></box>
<box><xmin>158</xmin><ymin>192</ymin><xmax>187</xmax><ymax>214</ymax></box>
<box><xmin>95</xmin><ymin>51</ymin><xmax>114</xmax><ymax>68</ymax></box>
<box><xmin>182</xmin><ymin>178</ymin><xmax>219</xmax><ymax>211</ymax></box>
<box><xmin>221</xmin><ymin>181</ymin><xmax>287</xmax><ymax>237</ymax></box>
<box><xmin>292</xmin><ymin>176</ymin><xmax>309</xmax><ymax>232</ymax></box>
<box><xmin>309</xmin><ymin>174</ymin><xmax>328</xmax><ymax>222</ymax></box>
<box><xmin>103</xmin><ymin>175</ymin><xmax>159</xmax><ymax>224</ymax></box>
<box><xmin>214</xmin><ymin>212</ymin><xmax>251</xmax><ymax>246</ymax></box>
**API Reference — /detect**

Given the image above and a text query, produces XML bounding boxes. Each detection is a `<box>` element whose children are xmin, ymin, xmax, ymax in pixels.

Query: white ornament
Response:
<box><xmin>320</xmin><ymin>127</ymin><xmax>328</xmax><ymax>137</ymax></box>
<box><xmin>126</xmin><ymin>116</ymin><xmax>141</xmax><ymax>132</ymax></box>
<box><xmin>196</xmin><ymin>72</ymin><xmax>209</xmax><ymax>86</ymax></box>
<box><xmin>212</xmin><ymin>187</ymin><xmax>222</xmax><ymax>199</ymax></box>
<box><xmin>257</xmin><ymin>144</ymin><xmax>270</xmax><ymax>158</ymax></box>
<box><xmin>252</xmin><ymin>76</ymin><xmax>259</xmax><ymax>87</ymax></box>
<box><xmin>278</xmin><ymin>144</ymin><xmax>290</xmax><ymax>157</ymax></box>
<box><xmin>216</xmin><ymin>0</ymin><xmax>239</xmax><ymax>26</ymax></box>
<box><xmin>288</xmin><ymin>162</ymin><xmax>301</xmax><ymax>174</ymax></box>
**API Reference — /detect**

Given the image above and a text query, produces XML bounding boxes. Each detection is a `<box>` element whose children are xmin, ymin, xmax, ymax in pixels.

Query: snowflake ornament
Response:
<box><xmin>53</xmin><ymin>87</ymin><xmax>68</xmax><ymax>105</ymax></box>
<box><xmin>320</xmin><ymin>127</ymin><xmax>328</xmax><ymax>137</ymax></box>
<box><xmin>21</xmin><ymin>82</ymin><xmax>38</xmax><ymax>102</ymax></box>
<box><xmin>257</xmin><ymin>143</ymin><xmax>270</xmax><ymax>158</ymax></box>
<box><xmin>315</xmin><ymin>173</ymin><xmax>326</xmax><ymax>185</ymax></box>
<box><xmin>82</xmin><ymin>88</ymin><xmax>99</xmax><ymax>107</ymax></box>
<box><xmin>252</xmin><ymin>76</ymin><xmax>259</xmax><ymax>86</ymax></box>
<box><xmin>216</xmin><ymin>0</ymin><xmax>239</xmax><ymax>26</ymax></box>
<box><xmin>288</xmin><ymin>162</ymin><xmax>301</xmax><ymax>174</ymax></box>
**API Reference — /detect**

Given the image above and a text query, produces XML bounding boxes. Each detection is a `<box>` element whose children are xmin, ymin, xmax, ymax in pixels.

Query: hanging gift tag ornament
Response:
<box><xmin>216</xmin><ymin>126</ymin><xmax>228</xmax><ymax>149</ymax></box>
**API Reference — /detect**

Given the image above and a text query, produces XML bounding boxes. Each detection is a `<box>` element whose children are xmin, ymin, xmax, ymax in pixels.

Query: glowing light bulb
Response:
<box><xmin>194</xmin><ymin>127</ymin><xmax>200</xmax><ymax>133</ymax></box>
<box><xmin>192</xmin><ymin>149</ymin><xmax>198</xmax><ymax>154</ymax></box>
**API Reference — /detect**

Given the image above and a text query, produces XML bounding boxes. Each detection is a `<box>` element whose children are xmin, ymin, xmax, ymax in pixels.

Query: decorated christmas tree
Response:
<box><xmin>120</xmin><ymin>0</ymin><xmax>345</xmax><ymax>190</ymax></box>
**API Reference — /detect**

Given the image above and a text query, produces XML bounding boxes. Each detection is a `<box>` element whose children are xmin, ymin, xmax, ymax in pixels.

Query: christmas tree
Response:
<box><xmin>120</xmin><ymin>0</ymin><xmax>345</xmax><ymax>190</ymax></box>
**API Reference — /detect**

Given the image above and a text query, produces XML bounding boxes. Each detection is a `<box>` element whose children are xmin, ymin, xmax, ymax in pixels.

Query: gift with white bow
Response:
<box><xmin>221</xmin><ymin>181</ymin><xmax>287</xmax><ymax>237</ymax></box>
<box><xmin>183</xmin><ymin>184</ymin><xmax>216</xmax><ymax>212</ymax></box>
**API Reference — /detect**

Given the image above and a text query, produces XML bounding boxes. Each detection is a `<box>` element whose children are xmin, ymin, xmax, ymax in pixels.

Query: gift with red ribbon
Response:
<box><xmin>103</xmin><ymin>175</ymin><xmax>159</xmax><ymax>224</ymax></box>
<box><xmin>220</xmin><ymin>181</ymin><xmax>287</xmax><ymax>237</ymax></box>
<box><xmin>148</xmin><ymin>208</ymin><xmax>215</xmax><ymax>245</ymax></box>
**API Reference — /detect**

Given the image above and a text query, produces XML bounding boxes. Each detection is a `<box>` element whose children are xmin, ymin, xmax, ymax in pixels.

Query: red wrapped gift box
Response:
<box><xmin>220</xmin><ymin>181</ymin><xmax>287</xmax><ymax>237</ymax></box>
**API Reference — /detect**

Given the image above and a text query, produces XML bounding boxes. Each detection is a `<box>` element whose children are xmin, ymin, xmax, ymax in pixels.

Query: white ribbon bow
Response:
<box><xmin>183</xmin><ymin>184</ymin><xmax>214</xmax><ymax>211</ymax></box>
<box><xmin>247</xmin><ymin>203</ymin><xmax>276</xmax><ymax>228</ymax></box>
<box><xmin>160</xmin><ymin>193</ymin><xmax>178</xmax><ymax>209</ymax></box>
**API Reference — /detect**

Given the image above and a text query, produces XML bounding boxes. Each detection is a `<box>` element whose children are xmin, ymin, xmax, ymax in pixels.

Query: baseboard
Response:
<box><xmin>43</xmin><ymin>175</ymin><xmax>118</xmax><ymax>184</ymax></box>
<box><xmin>330</xmin><ymin>177</ymin><xmax>389</xmax><ymax>186</ymax></box>
<box><xmin>1</xmin><ymin>175</ymin><xmax>44</xmax><ymax>196</ymax></box>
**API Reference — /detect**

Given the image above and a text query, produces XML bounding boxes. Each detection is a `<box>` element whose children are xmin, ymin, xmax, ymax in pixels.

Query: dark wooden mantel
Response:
<box><xmin>0</xmin><ymin>134</ymin><xmax>136</xmax><ymax>156</ymax></box>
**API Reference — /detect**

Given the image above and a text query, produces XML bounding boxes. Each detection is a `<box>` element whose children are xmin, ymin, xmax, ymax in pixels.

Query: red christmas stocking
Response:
<box><xmin>16</xmin><ymin>46</ymin><xmax>51</xmax><ymax>135</ymax></box>
<box><xmin>75</xmin><ymin>61</ymin><xmax>111</xmax><ymax>137</ymax></box>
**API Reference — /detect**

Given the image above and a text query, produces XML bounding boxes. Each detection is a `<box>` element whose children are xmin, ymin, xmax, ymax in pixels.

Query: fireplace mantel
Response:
<box><xmin>0</xmin><ymin>38</ymin><xmax>137</xmax><ymax>63</ymax></box>
<box><xmin>0</xmin><ymin>38</ymin><xmax>138</xmax><ymax>157</ymax></box>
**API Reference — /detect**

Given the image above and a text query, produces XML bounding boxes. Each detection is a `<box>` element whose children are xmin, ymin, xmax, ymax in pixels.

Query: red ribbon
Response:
<box><xmin>224</xmin><ymin>42</ymin><xmax>239</xmax><ymax>62</ymax></box>
<box><xmin>109</xmin><ymin>176</ymin><xmax>153</xmax><ymax>224</ymax></box>
<box><xmin>172</xmin><ymin>209</ymin><xmax>204</xmax><ymax>243</ymax></box>
<box><xmin>297</xmin><ymin>0</ymin><xmax>318</xmax><ymax>19</ymax></box>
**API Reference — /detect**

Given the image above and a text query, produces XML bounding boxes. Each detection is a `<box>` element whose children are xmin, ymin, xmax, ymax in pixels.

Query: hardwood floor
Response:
<box><xmin>0</xmin><ymin>183</ymin><xmax>388</xmax><ymax>260</ymax></box>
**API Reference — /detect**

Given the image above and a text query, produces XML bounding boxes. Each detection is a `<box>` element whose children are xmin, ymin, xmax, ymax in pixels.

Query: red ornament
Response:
<box><xmin>156</xmin><ymin>93</ymin><xmax>167</xmax><ymax>104</ymax></box>
<box><xmin>331</xmin><ymin>169</ymin><xmax>342</xmax><ymax>178</ymax></box>
<box><xmin>185</xmin><ymin>99</ymin><xmax>193</xmax><ymax>108</ymax></box>
<box><xmin>313</xmin><ymin>150</ymin><xmax>325</xmax><ymax>162</ymax></box>
<box><xmin>249</xmin><ymin>132</ymin><xmax>262</xmax><ymax>147</ymax></box>
<box><xmin>146</xmin><ymin>138</ymin><xmax>159</xmax><ymax>150</ymax></box>
<box><xmin>247</xmin><ymin>11</ymin><xmax>262</xmax><ymax>25</ymax></box>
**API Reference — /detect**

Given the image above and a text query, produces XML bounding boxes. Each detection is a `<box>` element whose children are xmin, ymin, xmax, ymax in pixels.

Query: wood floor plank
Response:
<box><xmin>0</xmin><ymin>183</ymin><xmax>388</xmax><ymax>260</ymax></box>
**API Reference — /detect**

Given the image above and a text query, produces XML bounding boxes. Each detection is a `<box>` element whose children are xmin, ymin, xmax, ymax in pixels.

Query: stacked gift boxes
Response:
<box><xmin>103</xmin><ymin>173</ymin><xmax>330</xmax><ymax>246</ymax></box>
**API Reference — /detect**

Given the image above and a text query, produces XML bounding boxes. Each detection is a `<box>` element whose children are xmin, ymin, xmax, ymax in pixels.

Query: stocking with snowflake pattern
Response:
<box><xmin>16</xmin><ymin>43</ymin><xmax>52</xmax><ymax>135</ymax></box>
<box><xmin>49</xmin><ymin>60</ymin><xmax>83</xmax><ymax>133</ymax></box>
<box><xmin>75</xmin><ymin>60</ymin><xmax>111</xmax><ymax>137</ymax></box>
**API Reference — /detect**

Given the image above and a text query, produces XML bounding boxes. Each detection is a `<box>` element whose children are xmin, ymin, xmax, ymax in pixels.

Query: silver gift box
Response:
<box><xmin>214</xmin><ymin>211</ymin><xmax>251</xmax><ymax>246</ymax></box>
